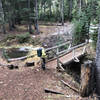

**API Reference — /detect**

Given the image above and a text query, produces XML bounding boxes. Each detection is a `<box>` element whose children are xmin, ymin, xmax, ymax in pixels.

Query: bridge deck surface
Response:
<box><xmin>46</xmin><ymin>46</ymin><xmax>84</xmax><ymax>69</ymax></box>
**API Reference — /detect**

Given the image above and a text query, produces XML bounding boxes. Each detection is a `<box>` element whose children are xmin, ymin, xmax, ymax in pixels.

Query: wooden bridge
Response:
<box><xmin>5</xmin><ymin>40</ymin><xmax>88</xmax><ymax>70</ymax></box>
<box><xmin>45</xmin><ymin>41</ymin><xmax>88</xmax><ymax>70</ymax></box>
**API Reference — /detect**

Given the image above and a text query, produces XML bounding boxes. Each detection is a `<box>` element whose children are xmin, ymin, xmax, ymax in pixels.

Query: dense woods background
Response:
<box><xmin>0</xmin><ymin>0</ymin><xmax>100</xmax><ymax>45</ymax></box>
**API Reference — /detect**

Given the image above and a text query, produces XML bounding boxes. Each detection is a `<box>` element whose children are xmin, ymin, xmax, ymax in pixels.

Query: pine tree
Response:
<box><xmin>0</xmin><ymin>0</ymin><xmax>6</xmax><ymax>34</ymax></box>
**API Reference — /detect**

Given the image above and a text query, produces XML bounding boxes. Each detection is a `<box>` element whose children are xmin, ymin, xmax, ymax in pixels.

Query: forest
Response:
<box><xmin>0</xmin><ymin>0</ymin><xmax>100</xmax><ymax>100</ymax></box>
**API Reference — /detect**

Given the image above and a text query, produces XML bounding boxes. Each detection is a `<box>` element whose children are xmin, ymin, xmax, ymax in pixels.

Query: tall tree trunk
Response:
<box><xmin>0</xmin><ymin>0</ymin><xmax>6</xmax><ymax>34</ymax></box>
<box><xmin>49</xmin><ymin>3</ymin><xmax>52</xmax><ymax>18</ymax></box>
<box><xmin>95</xmin><ymin>19</ymin><xmax>100</xmax><ymax>100</ymax></box>
<box><xmin>68</xmin><ymin>0</ymin><xmax>73</xmax><ymax>21</ymax></box>
<box><xmin>43</xmin><ymin>3</ymin><xmax>46</xmax><ymax>17</ymax></box>
<box><xmin>40</xmin><ymin>3</ymin><xmax>43</xmax><ymax>20</ymax></box>
<box><xmin>8</xmin><ymin>2</ymin><xmax>13</xmax><ymax>31</ymax></box>
<box><xmin>60</xmin><ymin>0</ymin><xmax>64</xmax><ymax>25</ymax></box>
<box><xmin>34</xmin><ymin>0</ymin><xmax>39</xmax><ymax>34</ymax></box>
<box><xmin>28</xmin><ymin>0</ymin><xmax>32</xmax><ymax>34</ymax></box>
<box><xmin>11</xmin><ymin>0</ymin><xmax>16</xmax><ymax>29</ymax></box>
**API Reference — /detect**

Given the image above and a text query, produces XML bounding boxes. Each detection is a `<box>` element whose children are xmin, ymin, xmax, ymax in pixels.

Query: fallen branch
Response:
<box><xmin>61</xmin><ymin>80</ymin><xmax>79</xmax><ymax>93</ymax></box>
<box><xmin>44</xmin><ymin>88</ymin><xmax>80</xmax><ymax>98</ymax></box>
<box><xmin>44</xmin><ymin>88</ymin><xmax>64</xmax><ymax>95</ymax></box>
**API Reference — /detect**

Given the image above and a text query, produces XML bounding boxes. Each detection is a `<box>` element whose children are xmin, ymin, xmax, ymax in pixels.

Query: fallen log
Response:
<box><xmin>44</xmin><ymin>88</ymin><xmax>64</xmax><ymax>95</ymax></box>
<box><xmin>61</xmin><ymin>80</ymin><xmax>79</xmax><ymax>93</ymax></box>
<box><xmin>7</xmin><ymin>54</ymin><xmax>35</xmax><ymax>62</ymax></box>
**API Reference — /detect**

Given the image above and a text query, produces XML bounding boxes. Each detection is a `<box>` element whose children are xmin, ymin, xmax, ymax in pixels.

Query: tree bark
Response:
<box><xmin>11</xmin><ymin>0</ymin><xmax>16</xmax><ymax>29</ymax></box>
<box><xmin>28</xmin><ymin>0</ymin><xmax>32</xmax><ymax>34</ymax></box>
<box><xmin>60</xmin><ymin>0</ymin><xmax>64</xmax><ymax>25</ymax></box>
<box><xmin>95</xmin><ymin>18</ymin><xmax>100</xmax><ymax>99</ymax></box>
<box><xmin>0</xmin><ymin>0</ymin><xmax>6</xmax><ymax>34</ymax></box>
<box><xmin>68</xmin><ymin>0</ymin><xmax>73</xmax><ymax>21</ymax></box>
<box><xmin>34</xmin><ymin>0</ymin><xmax>39</xmax><ymax>34</ymax></box>
<box><xmin>49</xmin><ymin>3</ymin><xmax>52</xmax><ymax>18</ymax></box>
<box><xmin>8</xmin><ymin>2</ymin><xmax>13</xmax><ymax>31</ymax></box>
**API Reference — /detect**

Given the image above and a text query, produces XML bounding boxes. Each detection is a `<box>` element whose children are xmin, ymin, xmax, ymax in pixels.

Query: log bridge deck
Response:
<box><xmin>46</xmin><ymin>41</ymin><xmax>88</xmax><ymax>69</ymax></box>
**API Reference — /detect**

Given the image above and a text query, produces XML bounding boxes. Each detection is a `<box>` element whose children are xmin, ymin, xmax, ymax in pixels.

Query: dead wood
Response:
<box><xmin>61</xmin><ymin>80</ymin><xmax>79</xmax><ymax>93</ymax></box>
<box><xmin>44</xmin><ymin>88</ymin><xmax>64</xmax><ymax>95</ymax></box>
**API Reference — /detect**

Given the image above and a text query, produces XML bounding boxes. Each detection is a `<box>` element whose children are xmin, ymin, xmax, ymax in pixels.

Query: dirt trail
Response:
<box><xmin>0</xmin><ymin>66</ymin><xmax>77</xmax><ymax>100</ymax></box>
<box><xmin>0</xmin><ymin>64</ymin><xmax>96</xmax><ymax>100</ymax></box>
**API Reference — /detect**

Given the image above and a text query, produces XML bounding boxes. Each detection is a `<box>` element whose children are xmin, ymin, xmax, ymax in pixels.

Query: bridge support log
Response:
<box><xmin>80</xmin><ymin>60</ymin><xmax>95</xmax><ymax>97</ymax></box>
<box><xmin>64</xmin><ymin>54</ymin><xmax>85</xmax><ymax>66</ymax></box>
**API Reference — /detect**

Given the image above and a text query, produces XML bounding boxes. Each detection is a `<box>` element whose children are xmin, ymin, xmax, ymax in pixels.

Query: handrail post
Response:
<box><xmin>57</xmin><ymin>47</ymin><xmax>59</xmax><ymax>68</ymax></box>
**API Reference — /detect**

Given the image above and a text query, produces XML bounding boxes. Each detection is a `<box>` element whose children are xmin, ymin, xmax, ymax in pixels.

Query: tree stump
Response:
<box><xmin>7</xmin><ymin>64</ymin><xmax>18</xmax><ymax>69</ymax></box>
<box><xmin>80</xmin><ymin>60</ymin><xmax>95</xmax><ymax>97</ymax></box>
<box><xmin>25</xmin><ymin>61</ymin><xmax>35</xmax><ymax>67</ymax></box>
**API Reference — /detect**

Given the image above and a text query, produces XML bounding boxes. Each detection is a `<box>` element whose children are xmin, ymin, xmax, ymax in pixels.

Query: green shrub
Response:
<box><xmin>5</xmin><ymin>34</ymin><xmax>16</xmax><ymax>40</ymax></box>
<box><xmin>72</xmin><ymin>18</ymin><xmax>88</xmax><ymax>45</ymax></box>
<box><xmin>16</xmin><ymin>32</ymin><xmax>30</xmax><ymax>43</ymax></box>
<box><xmin>72</xmin><ymin>20</ymin><xmax>83</xmax><ymax>45</ymax></box>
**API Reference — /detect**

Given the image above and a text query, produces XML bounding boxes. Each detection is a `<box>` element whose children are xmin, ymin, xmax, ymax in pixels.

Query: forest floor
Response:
<box><xmin>0</xmin><ymin>55</ymin><xmax>97</xmax><ymax>100</ymax></box>
<box><xmin>0</xmin><ymin>22</ymin><xmax>97</xmax><ymax>100</ymax></box>
<box><xmin>0</xmin><ymin>22</ymin><xmax>73</xmax><ymax>48</ymax></box>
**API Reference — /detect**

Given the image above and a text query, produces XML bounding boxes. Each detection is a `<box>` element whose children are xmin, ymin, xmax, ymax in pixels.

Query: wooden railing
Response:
<box><xmin>45</xmin><ymin>40</ymin><xmax>88</xmax><ymax>61</ymax></box>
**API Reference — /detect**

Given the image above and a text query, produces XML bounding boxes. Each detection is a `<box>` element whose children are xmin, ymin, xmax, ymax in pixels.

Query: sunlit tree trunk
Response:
<box><xmin>0</xmin><ymin>0</ymin><xmax>6</xmax><ymax>34</ymax></box>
